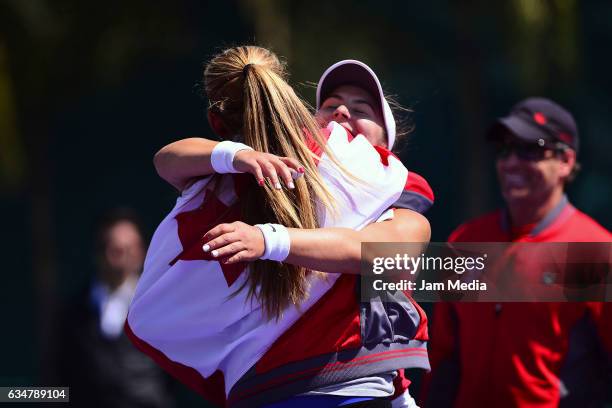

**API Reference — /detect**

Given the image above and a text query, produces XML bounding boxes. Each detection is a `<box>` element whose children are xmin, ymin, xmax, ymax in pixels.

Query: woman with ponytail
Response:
<box><xmin>126</xmin><ymin>46</ymin><xmax>430</xmax><ymax>408</ymax></box>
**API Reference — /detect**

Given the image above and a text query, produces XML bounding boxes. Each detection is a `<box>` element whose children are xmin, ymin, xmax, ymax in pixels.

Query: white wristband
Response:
<box><xmin>211</xmin><ymin>140</ymin><xmax>253</xmax><ymax>174</ymax></box>
<box><xmin>255</xmin><ymin>223</ymin><xmax>291</xmax><ymax>262</ymax></box>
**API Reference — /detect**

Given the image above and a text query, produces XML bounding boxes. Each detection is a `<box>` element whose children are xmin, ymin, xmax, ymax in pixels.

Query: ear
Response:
<box><xmin>207</xmin><ymin>110</ymin><xmax>230</xmax><ymax>138</ymax></box>
<box><xmin>558</xmin><ymin>148</ymin><xmax>577</xmax><ymax>179</ymax></box>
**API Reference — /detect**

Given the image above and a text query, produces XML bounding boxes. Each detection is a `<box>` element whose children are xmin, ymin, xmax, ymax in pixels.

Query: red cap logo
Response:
<box><xmin>533</xmin><ymin>112</ymin><xmax>547</xmax><ymax>125</ymax></box>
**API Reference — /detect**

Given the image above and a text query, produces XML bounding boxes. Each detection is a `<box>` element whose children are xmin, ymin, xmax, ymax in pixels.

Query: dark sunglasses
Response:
<box><xmin>494</xmin><ymin>142</ymin><xmax>566</xmax><ymax>161</ymax></box>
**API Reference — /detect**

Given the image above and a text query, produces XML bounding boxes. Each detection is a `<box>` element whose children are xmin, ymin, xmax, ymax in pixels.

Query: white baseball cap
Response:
<box><xmin>316</xmin><ymin>60</ymin><xmax>396</xmax><ymax>149</ymax></box>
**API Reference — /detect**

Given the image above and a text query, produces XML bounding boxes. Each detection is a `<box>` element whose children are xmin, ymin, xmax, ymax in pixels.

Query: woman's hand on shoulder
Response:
<box><xmin>201</xmin><ymin>221</ymin><xmax>265</xmax><ymax>264</ymax></box>
<box><xmin>233</xmin><ymin>150</ymin><xmax>304</xmax><ymax>190</ymax></box>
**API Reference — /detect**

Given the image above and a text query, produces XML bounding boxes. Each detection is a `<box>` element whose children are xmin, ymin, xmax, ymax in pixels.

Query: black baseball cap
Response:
<box><xmin>488</xmin><ymin>97</ymin><xmax>579</xmax><ymax>152</ymax></box>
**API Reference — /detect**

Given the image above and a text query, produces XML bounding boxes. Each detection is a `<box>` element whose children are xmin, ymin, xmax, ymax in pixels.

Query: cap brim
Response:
<box><xmin>488</xmin><ymin>116</ymin><xmax>550</xmax><ymax>144</ymax></box>
<box><xmin>316</xmin><ymin>62</ymin><xmax>382</xmax><ymax>112</ymax></box>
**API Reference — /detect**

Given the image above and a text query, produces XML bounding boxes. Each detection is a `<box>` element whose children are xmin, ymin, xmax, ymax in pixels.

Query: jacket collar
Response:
<box><xmin>501</xmin><ymin>194</ymin><xmax>569</xmax><ymax>238</ymax></box>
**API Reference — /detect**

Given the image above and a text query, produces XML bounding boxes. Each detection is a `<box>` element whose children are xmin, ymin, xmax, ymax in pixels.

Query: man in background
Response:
<box><xmin>56</xmin><ymin>208</ymin><xmax>174</xmax><ymax>408</ymax></box>
<box><xmin>425</xmin><ymin>98</ymin><xmax>611</xmax><ymax>407</ymax></box>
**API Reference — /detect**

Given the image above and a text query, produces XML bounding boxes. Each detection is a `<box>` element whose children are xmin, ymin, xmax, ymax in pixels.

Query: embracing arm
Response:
<box><xmin>286</xmin><ymin>209</ymin><xmax>431</xmax><ymax>274</ymax></box>
<box><xmin>203</xmin><ymin>209</ymin><xmax>431</xmax><ymax>275</ymax></box>
<box><xmin>154</xmin><ymin>138</ymin><xmax>303</xmax><ymax>191</ymax></box>
<box><xmin>154</xmin><ymin>138</ymin><xmax>219</xmax><ymax>191</ymax></box>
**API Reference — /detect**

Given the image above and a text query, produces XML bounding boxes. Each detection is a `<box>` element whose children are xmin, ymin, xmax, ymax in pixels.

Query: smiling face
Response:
<box><xmin>316</xmin><ymin>85</ymin><xmax>387</xmax><ymax>147</ymax></box>
<box><xmin>494</xmin><ymin>131</ymin><xmax>575</xmax><ymax>208</ymax></box>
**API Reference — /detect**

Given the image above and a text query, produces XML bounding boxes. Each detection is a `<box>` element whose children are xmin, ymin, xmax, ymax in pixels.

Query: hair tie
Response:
<box><xmin>242</xmin><ymin>63</ymin><xmax>253</xmax><ymax>78</ymax></box>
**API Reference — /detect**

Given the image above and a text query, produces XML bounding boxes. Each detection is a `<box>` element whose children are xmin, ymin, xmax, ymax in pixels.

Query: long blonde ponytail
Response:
<box><xmin>204</xmin><ymin>46</ymin><xmax>334</xmax><ymax>319</ymax></box>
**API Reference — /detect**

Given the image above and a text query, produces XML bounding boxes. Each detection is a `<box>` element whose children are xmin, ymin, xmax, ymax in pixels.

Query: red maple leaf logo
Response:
<box><xmin>170</xmin><ymin>177</ymin><xmax>249</xmax><ymax>287</ymax></box>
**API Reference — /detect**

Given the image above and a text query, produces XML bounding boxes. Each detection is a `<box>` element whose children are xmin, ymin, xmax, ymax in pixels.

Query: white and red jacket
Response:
<box><xmin>126</xmin><ymin>122</ymin><xmax>432</xmax><ymax>407</ymax></box>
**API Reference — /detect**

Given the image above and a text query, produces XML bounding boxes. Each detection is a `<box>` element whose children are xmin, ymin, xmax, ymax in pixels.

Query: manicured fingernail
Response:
<box><xmin>258</xmin><ymin>179</ymin><xmax>265</xmax><ymax>186</ymax></box>
<box><xmin>275</xmin><ymin>182</ymin><xmax>282</xmax><ymax>190</ymax></box>
<box><xmin>203</xmin><ymin>244</ymin><xmax>210</xmax><ymax>252</ymax></box>
<box><xmin>211</xmin><ymin>249</ymin><xmax>219</xmax><ymax>257</ymax></box>
<box><xmin>292</xmin><ymin>171</ymin><xmax>303</xmax><ymax>180</ymax></box>
<box><xmin>288</xmin><ymin>181</ymin><xmax>295</xmax><ymax>189</ymax></box>
<box><xmin>298</xmin><ymin>167</ymin><xmax>305</xmax><ymax>173</ymax></box>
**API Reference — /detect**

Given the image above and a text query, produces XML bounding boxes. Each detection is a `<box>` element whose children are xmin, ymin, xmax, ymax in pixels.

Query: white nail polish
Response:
<box><xmin>212</xmin><ymin>249</ymin><xmax>219</xmax><ymax>257</ymax></box>
<box><xmin>288</xmin><ymin>181</ymin><xmax>295</xmax><ymax>189</ymax></box>
<box><xmin>203</xmin><ymin>244</ymin><xmax>210</xmax><ymax>252</ymax></box>
<box><xmin>275</xmin><ymin>182</ymin><xmax>282</xmax><ymax>190</ymax></box>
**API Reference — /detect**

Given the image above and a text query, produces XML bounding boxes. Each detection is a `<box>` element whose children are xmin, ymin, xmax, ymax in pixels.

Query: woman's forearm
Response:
<box><xmin>154</xmin><ymin>137</ymin><xmax>302</xmax><ymax>192</ymax></box>
<box><xmin>286</xmin><ymin>227</ymin><xmax>362</xmax><ymax>274</ymax></box>
<box><xmin>154</xmin><ymin>138</ymin><xmax>218</xmax><ymax>191</ymax></box>
<box><xmin>286</xmin><ymin>209</ymin><xmax>431</xmax><ymax>274</ymax></box>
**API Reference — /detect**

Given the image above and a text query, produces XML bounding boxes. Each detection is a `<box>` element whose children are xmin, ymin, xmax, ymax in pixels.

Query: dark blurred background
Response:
<box><xmin>1</xmin><ymin>0</ymin><xmax>611</xmax><ymax>406</ymax></box>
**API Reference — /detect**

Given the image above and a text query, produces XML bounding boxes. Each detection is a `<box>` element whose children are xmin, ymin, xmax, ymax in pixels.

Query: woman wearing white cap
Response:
<box><xmin>313</xmin><ymin>60</ymin><xmax>430</xmax><ymax>408</ymax></box>
<box><xmin>130</xmin><ymin>47</ymin><xmax>430</xmax><ymax>408</ymax></box>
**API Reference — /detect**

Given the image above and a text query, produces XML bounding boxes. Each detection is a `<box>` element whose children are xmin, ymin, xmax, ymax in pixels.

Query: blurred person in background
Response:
<box><xmin>56</xmin><ymin>208</ymin><xmax>174</xmax><ymax>408</ymax></box>
<box><xmin>424</xmin><ymin>98</ymin><xmax>612</xmax><ymax>407</ymax></box>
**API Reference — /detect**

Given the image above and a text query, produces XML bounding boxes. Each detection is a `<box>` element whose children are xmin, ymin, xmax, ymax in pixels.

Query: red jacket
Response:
<box><xmin>425</xmin><ymin>197</ymin><xmax>612</xmax><ymax>408</ymax></box>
